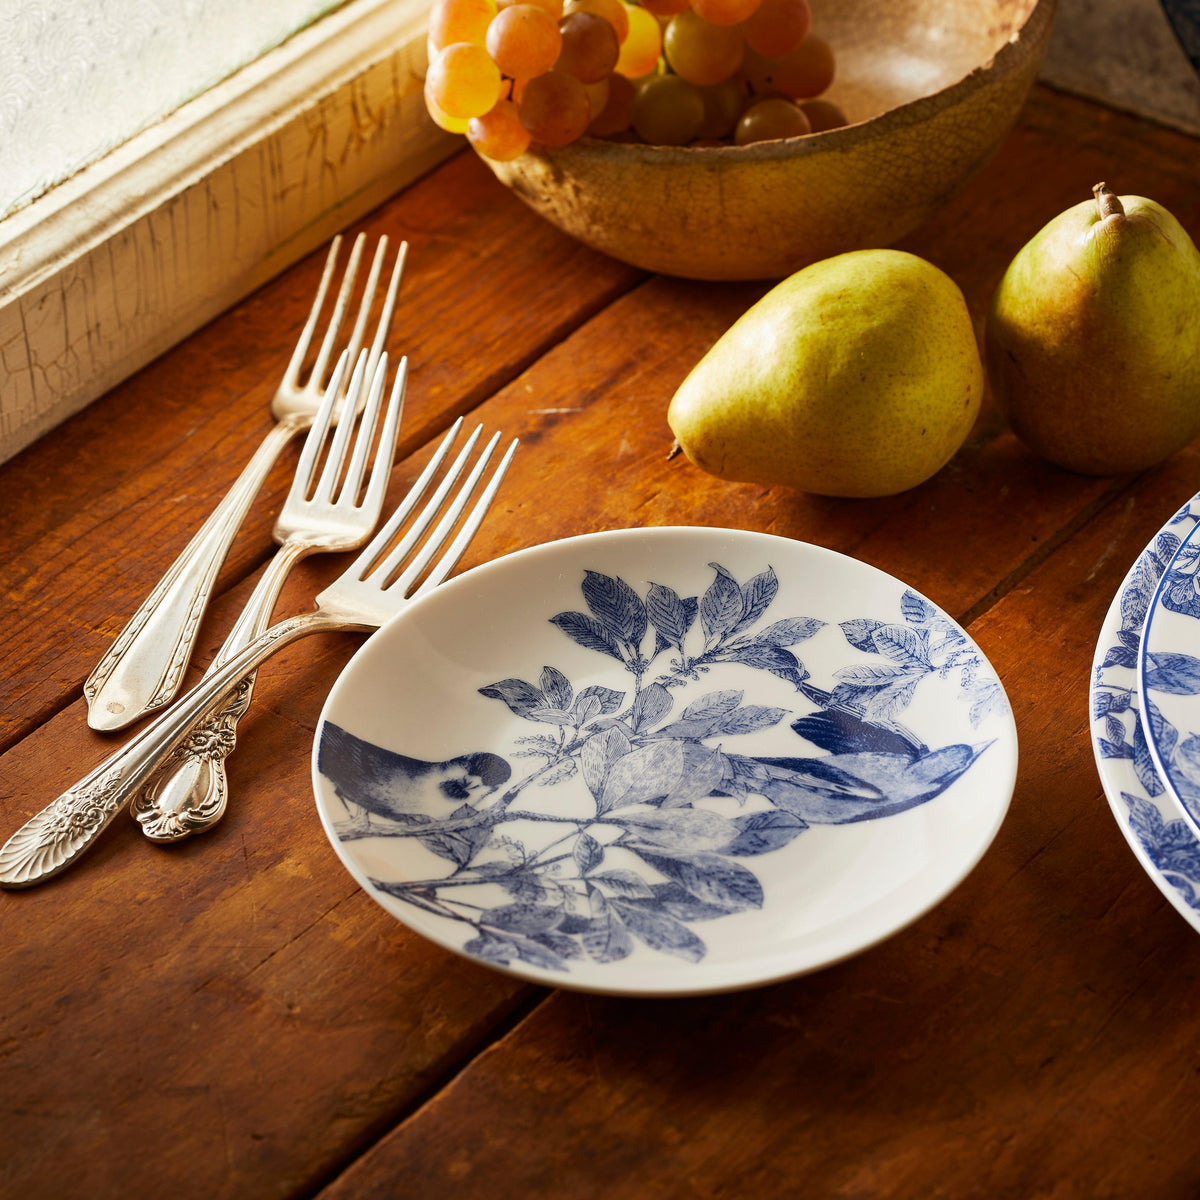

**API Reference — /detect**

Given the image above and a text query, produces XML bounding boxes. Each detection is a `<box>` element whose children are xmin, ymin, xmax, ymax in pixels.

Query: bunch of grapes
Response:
<box><xmin>424</xmin><ymin>0</ymin><xmax>845</xmax><ymax>160</ymax></box>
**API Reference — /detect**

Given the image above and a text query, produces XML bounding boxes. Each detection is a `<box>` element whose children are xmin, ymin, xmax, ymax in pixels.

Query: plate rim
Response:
<box><xmin>311</xmin><ymin>524</ymin><xmax>1019</xmax><ymax>996</ymax></box>
<box><xmin>1090</xmin><ymin>498</ymin><xmax>1200</xmax><ymax>931</ymax></box>
<box><xmin>1136</xmin><ymin>518</ymin><xmax>1200</xmax><ymax>840</ymax></box>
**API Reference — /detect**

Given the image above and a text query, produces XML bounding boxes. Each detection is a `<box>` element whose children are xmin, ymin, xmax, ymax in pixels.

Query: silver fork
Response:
<box><xmin>131</xmin><ymin>345</ymin><xmax>407</xmax><ymax>843</ymax></box>
<box><xmin>0</xmin><ymin>424</ymin><xmax>517</xmax><ymax>889</ymax></box>
<box><xmin>84</xmin><ymin>233</ymin><xmax>408</xmax><ymax>733</ymax></box>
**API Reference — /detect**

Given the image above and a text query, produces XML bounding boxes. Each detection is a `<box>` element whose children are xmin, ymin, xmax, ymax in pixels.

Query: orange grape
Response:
<box><xmin>519</xmin><ymin>68</ymin><xmax>592</xmax><ymax>143</ymax></box>
<box><xmin>557</xmin><ymin>10</ymin><xmax>621</xmax><ymax>83</ymax></box>
<box><xmin>734</xmin><ymin>96</ymin><xmax>810</xmax><ymax>143</ymax></box>
<box><xmin>496</xmin><ymin>0</ymin><xmax>564</xmax><ymax>16</ymax></box>
<box><xmin>799</xmin><ymin>97</ymin><xmax>847</xmax><ymax>131</ymax></box>
<box><xmin>468</xmin><ymin>98</ymin><xmax>533</xmax><ymax>159</ymax></box>
<box><xmin>424</xmin><ymin>82</ymin><xmax>472</xmax><ymax>132</ymax></box>
<box><xmin>639</xmin><ymin>0</ymin><xmax>690</xmax><ymax>14</ymax></box>
<box><xmin>564</xmin><ymin>0</ymin><xmax>629</xmax><ymax>42</ymax></box>
<box><xmin>428</xmin><ymin>0</ymin><xmax>497</xmax><ymax>53</ymax></box>
<box><xmin>589</xmin><ymin>70</ymin><xmax>636</xmax><ymax>134</ymax></box>
<box><xmin>691</xmin><ymin>0</ymin><xmax>761</xmax><ymax>27</ymax></box>
<box><xmin>615</xmin><ymin>3</ymin><xmax>662</xmax><ymax>78</ymax></box>
<box><xmin>742</xmin><ymin>33</ymin><xmax>835</xmax><ymax>98</ymax></box>
<box><xmin>486</xmin><ymin>4</ymin><xmax>563</xmax><ymax>78</ymax></box>
<box><xmin>742</xmin><ymin>0</ymin><xmax>810</xmax><ymax>57</ymax></box>
<box><xmin>663</xmin><ymin>10</ymin><xmax>744</xmax><ymax>86</ymax></box>
<box><xmin>632</xmin><ymin>73</ymin><xmax>705</xmax><ymax>144</ymax></box>
<box><xmin>426</xmin><ymin>42</ymin><xmax>503</xmax><ymax>118</ymax></box>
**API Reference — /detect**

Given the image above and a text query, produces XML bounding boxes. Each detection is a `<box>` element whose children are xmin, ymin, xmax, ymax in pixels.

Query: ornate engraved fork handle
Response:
<box><xmin>131</xmin><ymin>539</ymin><xmax>314</xmax><ymax>842</ymax></box>
<box><xmin>1</xmin><ymin>609</ymin><xmax>363</xmax><ymax>888</ymax></box>
<box><xmin>84</xmin><ymin>413</ymin><xmax>310</xmax><ymax>733</ymax></box>
<box><xmin>131</xmin><ymin>678</ymin><xmax>254</xmax><ymax>841</ymax></box>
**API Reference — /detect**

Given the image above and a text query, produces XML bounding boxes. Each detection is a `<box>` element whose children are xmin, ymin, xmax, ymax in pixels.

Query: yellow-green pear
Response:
<box><xmin>986</xmin><ymin>183</ymin><xmax>1200</xmax><ymax>475</ymax></box>
<box><xmin>667</xmin><ymin>249</ymin><xmax>983</xmax><ymax>498</ymax></box>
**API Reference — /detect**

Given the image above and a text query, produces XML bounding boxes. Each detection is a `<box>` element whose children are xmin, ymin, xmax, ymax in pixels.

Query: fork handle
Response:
<box><xmin>84</xmin><ymin>414</ymin><xmax>310</xmax><ymax>732</ymax></box>
<box><xmin>1</xmin><ymin>609</ymin><xmax>364</xmax><ymax>888</ymax></box>
<box><xmin>131</xmin><ymin>537</ymin><xmax>314</xmax><ymax>841</ymax></box>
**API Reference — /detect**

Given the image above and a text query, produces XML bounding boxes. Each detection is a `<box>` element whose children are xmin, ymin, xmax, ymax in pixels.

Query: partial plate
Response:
<box><xmin>312</xmin><ymin>526</ymin><xmax>1017</xmax><ymax>996</ymax></box>
<box><xmin>1137</xmin><ymin>515</ymin><xmax>1200</xmax><ymax>840</ymax></box>
<box><xmin>1091</xmin><ymin>496</ymin><xmax>1200</xmax><ymax>929</ymax></box>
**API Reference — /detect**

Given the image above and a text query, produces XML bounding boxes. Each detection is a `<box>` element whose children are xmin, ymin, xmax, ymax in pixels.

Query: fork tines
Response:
<box><xmin>350</xmin><ymin>419</ymin><xmax>519</xmax><ymax>599</ymax></box>
<box><xmin>286</xmin><ymin>234</ymin><xmax>409</xmax><ymax>402</ymax></box>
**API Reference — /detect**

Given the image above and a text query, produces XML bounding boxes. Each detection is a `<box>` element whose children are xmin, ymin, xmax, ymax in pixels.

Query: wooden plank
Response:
<box><xmin>0</xmin><ymin>150</ymin><xmax>644</xmax><ymax>751</ymax></box>
<box><xmin>300</xmin><ymin>89</ymin><xmax>1200</xmax><ymax>1197</ymax></box>
<box><xmin>4</xmin><ymin>83</ymin><xmax>1200</xmax><ymax>1200</ymax></box>
<box><xmin>312</xmin><ymin>456</ymin><xmax>1200</xmax><ymax>1200</ymax></box>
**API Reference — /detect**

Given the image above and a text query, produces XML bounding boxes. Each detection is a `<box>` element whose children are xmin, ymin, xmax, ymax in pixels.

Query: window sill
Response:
<box><xmin>0</xmin><ymin>0</ymin><xmax>457</xmax><ymax>464</ymax></box>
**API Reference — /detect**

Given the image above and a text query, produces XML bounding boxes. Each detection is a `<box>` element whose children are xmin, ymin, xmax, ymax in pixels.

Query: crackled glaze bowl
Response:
<box><xmin>482</xmin><ymin>0</ymin><xmax>1057</xmax><ymax>280</ymax></box>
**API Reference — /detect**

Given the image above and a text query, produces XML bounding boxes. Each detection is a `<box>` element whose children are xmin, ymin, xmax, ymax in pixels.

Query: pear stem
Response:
<box><xmin>1093</xmin><ymin>182</ymin><xmax>1125</xmax><ymax>220</ymax></box>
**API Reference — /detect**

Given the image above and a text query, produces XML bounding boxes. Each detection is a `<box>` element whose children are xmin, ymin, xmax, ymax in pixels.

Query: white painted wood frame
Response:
<box><xmin>0</xmin><ymin>0</ymin><xmax>458</xmax><ymax>464</ymax></box>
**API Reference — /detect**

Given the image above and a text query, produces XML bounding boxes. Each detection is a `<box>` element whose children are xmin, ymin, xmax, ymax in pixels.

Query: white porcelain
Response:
<box><xmin>312</xmin><ymin>527</ymin><xmax>1018</xmax><ymax>996</ymax></box>
<box><xmin>1091</xmin><ymin>496</ymin><xmax>1200</xmax><ymax>928</ymax></box>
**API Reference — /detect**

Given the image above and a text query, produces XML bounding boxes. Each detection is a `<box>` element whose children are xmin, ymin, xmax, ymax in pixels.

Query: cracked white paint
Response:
<box><xmin>0</xmin><ymin>0</ymin><xmax>457</xmax><ymax>463</ymax></box>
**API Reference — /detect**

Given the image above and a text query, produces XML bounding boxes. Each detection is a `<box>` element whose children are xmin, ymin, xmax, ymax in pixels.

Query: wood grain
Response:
<box><xmin>318</xmin><ymin>457</ymin><xmax>1200</xmax><ymax>1200</ymax></box>
<box><xmin>0</xmin><ymin>150</ymin><xmax>643</xmax><ymax>751</ymax></box>
<box><xmin>4</xmin><ymin>83</ymin><xmax>1200</xmax><ymax>1200</ymax></box>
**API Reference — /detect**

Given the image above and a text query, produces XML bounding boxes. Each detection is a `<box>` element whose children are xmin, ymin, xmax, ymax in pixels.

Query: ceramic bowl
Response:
<box><xmin>483</xmin><ymin>0</ymin><xmax>1057</xmax><ymax>281</ymax></box>
<box><xmin>312</xmin><ymin>526</ymin><xmax>1017</xmax><ymax>996</ymax></box>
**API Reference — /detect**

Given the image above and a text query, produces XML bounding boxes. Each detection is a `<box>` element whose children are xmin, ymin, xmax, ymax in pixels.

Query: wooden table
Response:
<box><xmin>4</xmin><ymin>84</ymin><xmax>1200</xmax><ymax>1199</ymax></box>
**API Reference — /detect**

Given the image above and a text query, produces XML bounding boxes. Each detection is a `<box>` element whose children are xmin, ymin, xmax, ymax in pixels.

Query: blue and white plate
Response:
<box><xmin>1137</xmin><ymin>516</ymin><xmax>1200</xmax><ymax>840</ymax></box>
<box><xmin>1091</xmin><ymin>496</ymin><xmax>1200</xmax><ymax>927</ymax></box>
<box><xmin>312</xmin><ymin>526</ymin><xmax>1018</xmax><ymax>996</ymax></box>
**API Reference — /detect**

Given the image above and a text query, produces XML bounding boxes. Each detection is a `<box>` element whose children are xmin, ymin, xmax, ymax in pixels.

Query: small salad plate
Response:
<box><xmin>312</xmin><ymin>526</ymin><xmax>1018</xmax><ymax>996</ymax></box>
<box><xmin>1091</xmin><ymin>495</ymin><xmax>1200</xmax><ymax>927</ymax></box>
<box><xmin>1137</xmin><ymin>514</ymin><xmax>1200</xmax><ymax>841</ymax></box>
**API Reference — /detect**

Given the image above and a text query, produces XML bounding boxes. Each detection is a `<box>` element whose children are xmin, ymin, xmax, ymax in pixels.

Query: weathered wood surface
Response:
<box><xmin>3</xmin><ymin>84</ymin><xmax>1200</xmax><ymax>1199</ymax></box>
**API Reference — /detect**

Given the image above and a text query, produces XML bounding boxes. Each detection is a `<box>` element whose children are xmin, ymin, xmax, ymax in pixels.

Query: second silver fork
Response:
<box><xmin>84</xmin><ymin>233</ymin><xmax>407</xmax><ymax>732</ymax></box>
<box><xmin>132</xmin><ymin>347</ymin><xmax>406</xmax><ymax>842</ymax></box>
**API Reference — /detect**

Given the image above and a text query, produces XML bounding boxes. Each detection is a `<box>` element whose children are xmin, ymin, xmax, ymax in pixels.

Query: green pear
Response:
<box><xmin>667</xmin><ymin>249</ymin><xmax>983</xmax><ymax>498</ymax></box>
<box><xmin>986</xmin><ymin>183</ymin><xmax>1200</xmax><ymax>475</ymax></box>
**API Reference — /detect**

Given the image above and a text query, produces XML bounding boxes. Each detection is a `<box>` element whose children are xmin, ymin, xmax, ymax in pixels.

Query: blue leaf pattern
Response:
<box><xmin>1090</xmin><ymin>497</ymin><xmax>1200</xmax><ymax>912</ymax></box>
<box><xmin>325</xmin><ymin>562</ymin><xmax>1002</xmax><ymax>975</ymax></box>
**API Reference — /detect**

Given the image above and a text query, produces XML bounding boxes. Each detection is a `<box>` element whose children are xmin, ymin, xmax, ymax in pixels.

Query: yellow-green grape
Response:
<box><xmin>742</xmin><ymin>33</ymin><xmax>835</xmax><ymax>98</ymax></box>
<box><xmin>588</xmin><ymin>70</ymin><xmax>636</xmax><ymax>134</ymax></box>
<box><xmin>424</xmin><ymin>81</ymin><xmax>472</xmax><ymax>132</ymax></box>
<box><xmin>557</xmin><ymin>10</ymin><xmax>621</xmax><ymax>83</ymax></box>
<box><xmin>584</xmin><ymin>76</ymin><xmax>610</xmax><ymax>117</ymax></box>
<box><xmin>742</xmin><ymin>0</ymin><xmax>810</xmax><ymax>57</ymax></box>
<box><xmin>564</xmin><ymin>0</ymin><xmax>629</xmax><ymax>42</ymax></box>
<box><xmin>486</xmin><ymin>3</ymin><xmax>563</xmax><ymax>78</ymax></box>
<box><xmin>519</xmin><ymin>68</ymin><xmax>593</xmax><ymax>143</ymax></box>
<box><xmin>615</xmin><ymin>3</ymin><xmax>662</xmax><ymax>78</ymax></box>
<box><xmin>734</xmin><ymin>96</ymin><xmax>810</xmax><ymax>143</ymax></box>
<box><xmin>663</xmin><ymin>10</ymin><xmax>744</xmax><ymax>87</ymax></box>
<box><xmin>639</xmin><ymin>0</ymin><xmax>689</xmax><ymax>15</ymax></box>
<box><xmin>468</xmin><ymin>98</ymin><xmax>533</xmax><ymax>159</ymax></box>
<box><xmin>696</xmin><ymin>77</ymin><xmax>746</xmax><ymax>139</ymax></box>
<box><xmin>426</xmin><ymin>42</ymin><xmax>503</xmax><ymax>118</ymax></box>
<box><xmin>799</xmin><ymin>97</ymin><xmax>847</xmax><ymax>131</ymax></box>
<box><xmin>632</xmin><ymin>73</ymin><xmax>705</xmax><ymax>144</ymax></box>
<box><xmin>691</xmin><ymin>0</ymin><xmax>761</xmax><ymax>27</ymax></box>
